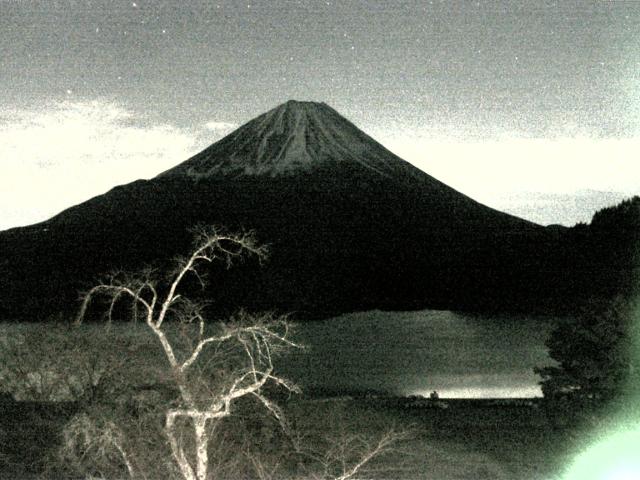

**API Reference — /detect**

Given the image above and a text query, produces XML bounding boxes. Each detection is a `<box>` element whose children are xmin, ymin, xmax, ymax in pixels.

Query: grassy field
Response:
<box><xmin>0</xmin><ymin>321</ymin><xmax>593</xmax><ymax>479</ymax></box>
<box><xmin>288</xmin><ymin>397</ymin><xmax>578</xmax><ymax>480</ymax></box>
<box><xmin>1</xmin><ymin>399</ymin><xmax>77</xmax><ymax>479</ymax></box>
<box><xmin>1</xmin><ymin>395</ymin><xmax>584</xmax><ymax>479</ymax></box>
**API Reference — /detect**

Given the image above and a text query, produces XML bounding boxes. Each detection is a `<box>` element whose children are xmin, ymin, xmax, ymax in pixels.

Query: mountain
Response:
<box><xmin>160</xmin><ymin>100</ymin><xmax>412</xmax><ymax>178</ymax></box>
<box><xmin>0</xmin><ymin>101</ymin><xmax>574</xmax><ymax>320</ymax></box>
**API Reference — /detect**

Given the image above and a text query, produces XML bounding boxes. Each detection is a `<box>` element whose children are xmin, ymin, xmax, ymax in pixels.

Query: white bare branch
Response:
<box><xmin>74</xmin><ymin>227</ymin><xmax>299</xmax><ymax>480</ymax></box>
<box><xmin>180</xmin><ymin>332</ymin><xmax>234</xmax><ymax>372</ymax></box>
<box><xmin>155</xmin><ymin>227</ymin><xmax>267</xmax><ymax>329</ymax></box>
<box><xmin>333</xmin><ymin>429</ymin><xmax>407</xmax><ymax>480</ymax></box>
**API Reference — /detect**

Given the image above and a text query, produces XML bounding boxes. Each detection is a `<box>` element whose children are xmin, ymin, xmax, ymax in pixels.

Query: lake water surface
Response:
<box><xmin>277</xmin><ymin>310</ymin><xmax>557</xmax><ymax>398</ymax></box>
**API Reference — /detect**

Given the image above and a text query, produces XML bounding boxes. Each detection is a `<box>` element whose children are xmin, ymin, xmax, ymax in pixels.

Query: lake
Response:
<box><xmin>277</xmin><ymin>309</ymin><xmax>558</xmax><ymax>398</ymax></box>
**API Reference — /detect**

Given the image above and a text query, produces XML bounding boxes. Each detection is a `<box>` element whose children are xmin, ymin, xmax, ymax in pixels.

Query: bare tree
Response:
<box><xmin>299</xmin><ymin>428</ymin><xmax>408</xmax><ymax>480</ymax></box>
<box><xmin>76</xmin><ymin>227</ymin><xmax>301</xmax><ymax>480</ymax></box>
<box><xmin>70</xmin><ymin>226</ymin><xmax>409</xmax><ymax>480</ymax></box>
<box><xmin>62</xmin><ymin>413</ymin><xmax>137</xmax><ymax>479</ymax></box>
<box><xmin>287</xmin><ymin>401</ymin><xmax>412</xmax><ymax>480</ymax></box>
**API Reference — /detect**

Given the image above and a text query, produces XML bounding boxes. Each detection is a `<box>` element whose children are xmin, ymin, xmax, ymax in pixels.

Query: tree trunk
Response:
<box><xmin>166</xmin><ymin>413</ymin><xmax>197</xmax><ymax>480</ymax></box>
<box><xmin>194</xmin><ymin>416</ymin><xmax>209</xmax><ymax>480</ymax></box>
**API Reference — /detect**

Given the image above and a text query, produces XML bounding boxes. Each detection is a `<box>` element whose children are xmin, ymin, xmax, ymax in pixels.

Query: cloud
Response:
<box><xmin>0</xmin><ymin>100</ymin><xmax>199</xmax><ymax>231</ymax></box>
<box><xmin>378</xmin><ymin>134</ymin><xmax>640</xmax><ymax>196</ymax></box>
<box><xmin>376</xmin><ymin>132</ymin><xmax>640</xmax><ymax>225</ymax></box>
<box><xmin>204</xmin><ymin>120</ymin><xmax>237</xmax><ymax>133</ymax></box>
<box><xmin>2</xmin><ymin>102</ymin><xmax>637</xmax><ymax>231</ymax></box>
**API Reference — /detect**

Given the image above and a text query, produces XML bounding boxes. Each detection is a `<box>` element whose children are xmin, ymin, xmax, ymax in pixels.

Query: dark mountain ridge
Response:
<box><xmin>1</xmin><ymin>101</ymin><xmax>635</xmax><ymax>321</ymax></box>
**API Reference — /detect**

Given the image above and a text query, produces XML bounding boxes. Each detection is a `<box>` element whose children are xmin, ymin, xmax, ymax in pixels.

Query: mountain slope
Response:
<box><xmin>160</xmin><ymin>100</ymin><xmax>428</xmax><ymax>178</ymax></box>
<box><xmin>0</xmin><ymin>101</ymin><xmax>559</xmax><ymax>321</ymax></box>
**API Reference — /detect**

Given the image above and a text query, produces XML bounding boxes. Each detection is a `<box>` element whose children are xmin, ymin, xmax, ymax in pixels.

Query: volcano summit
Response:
<box><xmin>161</xmin><ymin>100</ymin><xmax>419</xmax><ymax>178</ymax></box>
<box><xmin>1</xmin><ymin>101</ymin><xmax>565</xmax><ymax>320</ymax></box>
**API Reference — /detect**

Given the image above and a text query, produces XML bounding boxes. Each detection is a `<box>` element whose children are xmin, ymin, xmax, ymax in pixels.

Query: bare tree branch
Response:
<box><xmin>70</xmin><ymin>226</ymin><xmax>404</xmax><ymax>480</ymax></box>
<box><xmin>74</xmin><ymin>227</ymin><xmax>297</xmax><ymax>480</ymax></box>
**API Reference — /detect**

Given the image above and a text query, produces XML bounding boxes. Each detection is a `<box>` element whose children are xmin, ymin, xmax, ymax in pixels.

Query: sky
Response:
<box><xmin>1</xmin><ymin>0</ymin><xmax>639</xmax><ymax>230</ymax></box>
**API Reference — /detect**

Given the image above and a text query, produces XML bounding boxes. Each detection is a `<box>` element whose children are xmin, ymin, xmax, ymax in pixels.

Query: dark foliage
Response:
<box><xmin>534</xmin><ymin>197</ymin><xmax>640</xmax><ymax>427</ymax></box>
<box><xmin>536</xmin><ymin>296</ymin><xmax>639</xmax><ymax>427</ymax></box>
